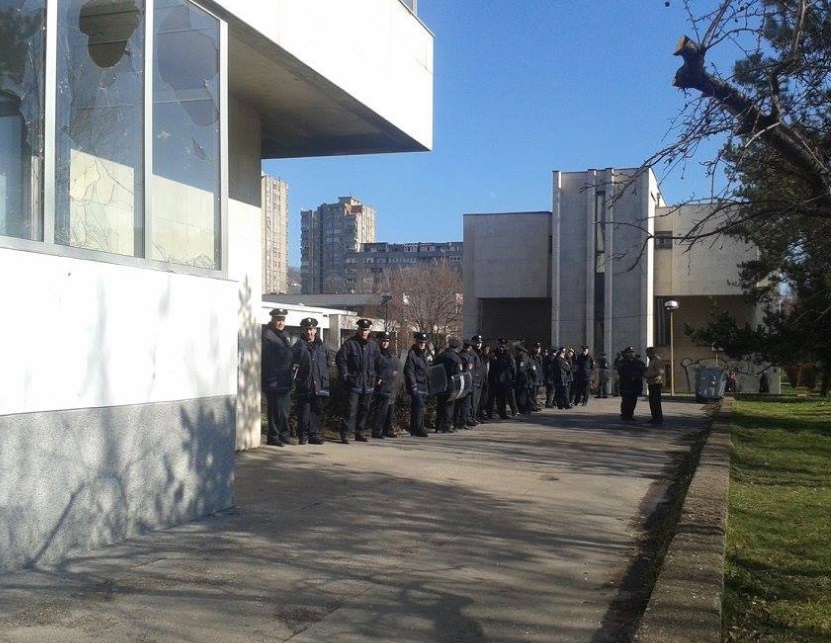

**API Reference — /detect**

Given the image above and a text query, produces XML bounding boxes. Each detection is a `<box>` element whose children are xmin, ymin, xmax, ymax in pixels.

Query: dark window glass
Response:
<box><xmin>0</xmin><ymin>0</ymin><xmax>46</xmax><ymax>241</ymax></box>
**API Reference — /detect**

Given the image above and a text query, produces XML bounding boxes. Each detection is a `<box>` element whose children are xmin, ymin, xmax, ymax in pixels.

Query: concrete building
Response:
<box><xmin>344</xmin><ymin>240</ymin><xmax>463</xmax><ymax>292</ymax></box>
<box><xmin>1</xmin><ymin>0</ymin><xmax>432</xmax><ymax>572</ymax></box>
<box><xmin>301</xmin><ymin>196</ymin><xmax>376</xmax><ymax>294</ymax></box>
<box><xmin>261</xmin><ymin>174</ymin><xmax>289</xmax><ymax>294</ymax></box>
<box><xmin>464</xmin><ymin>168</ymin><xmax>772</xmax><ymax>392</ymax></box>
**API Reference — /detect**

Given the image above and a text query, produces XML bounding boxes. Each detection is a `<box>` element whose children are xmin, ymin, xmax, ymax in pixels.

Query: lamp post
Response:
<box><xmin>381</xmin><ymin>290</ymin><xmax>393</xmax><ymax>332</ymax></box>
<box><xmin>664</xmin><ymin>300</ymin><xmax>680</xmax><ymax>396</ymax></box>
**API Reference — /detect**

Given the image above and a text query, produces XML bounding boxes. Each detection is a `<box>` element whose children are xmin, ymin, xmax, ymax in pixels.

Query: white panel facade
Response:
<box><xmin>214</xmin><ymin>0</ymin><xmax>433</xmax><ymax>150</ymax></box>
<box><xmin>0</xmin><ymin>248</ymin><xmax>237</xmax><ymax>417</ymax></box>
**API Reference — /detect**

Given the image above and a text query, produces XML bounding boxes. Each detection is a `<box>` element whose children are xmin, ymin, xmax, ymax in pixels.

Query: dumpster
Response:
<box><xmin>695</xmin><ymin>366</ymin><xmax>728</xmax><ymax>403</ymax></box>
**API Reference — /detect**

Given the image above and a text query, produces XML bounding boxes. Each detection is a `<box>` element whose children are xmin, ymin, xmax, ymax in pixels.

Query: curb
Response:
<box><xmin>635</xmin><ymin>398</ymin><xmax>733</xmax><ymax>642</ymax></box>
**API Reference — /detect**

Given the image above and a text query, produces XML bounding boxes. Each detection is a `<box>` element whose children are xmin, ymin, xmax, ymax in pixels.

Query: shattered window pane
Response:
<box><xmin>55</xmin><ymin>0</ymin><xmax>146</xmax><ymax>257</ymax></box>
<box><xmin>152</xmin><ymin>0</ymin><xmax>220</xmax><ymax>270</ymax></box>
<box><xmin>0</xmin><ymin>0</ymin><xmax>45</xmax><ymax>241</ymax></box>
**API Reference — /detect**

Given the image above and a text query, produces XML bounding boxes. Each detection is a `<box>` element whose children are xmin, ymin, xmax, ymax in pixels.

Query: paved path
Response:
<box><xmin>0</xmin><ymin>398</ymin><xmax>707</xmax><ymax>643</ymax></box>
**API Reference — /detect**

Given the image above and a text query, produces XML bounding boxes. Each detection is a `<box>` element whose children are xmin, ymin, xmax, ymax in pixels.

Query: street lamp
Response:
<box><xmin>380</xmin><ymin>290</ymin><xmax>393</xmax><ymax>331</ymax></box>
<box><xmin>664</xmin><ymin>300</ymin><xmax>680</xmax><ymax>396</ymax></box>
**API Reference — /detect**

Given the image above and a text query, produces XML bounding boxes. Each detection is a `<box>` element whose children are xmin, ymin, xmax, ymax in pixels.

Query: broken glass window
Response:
<box><xmin>55</xmin><ymin>0</ymin><xmax>145</xmax><ymax>257</ymax></box>
<box><xmin>0</xmin><ymin>0</ymin><xmax>45</xmax><ymax>241</ymax></box>
<box><xmin>151</xmin><ymin>0</ymin><xmax>220</xmax><ymax>270</ymax></box>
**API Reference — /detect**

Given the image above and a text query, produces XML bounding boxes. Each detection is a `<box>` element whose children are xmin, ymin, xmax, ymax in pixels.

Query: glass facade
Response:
<box><xmin>152</xmin><ymin>0</ymin><xmax>219</xmax><ymax>268</ymax></box>
<box><xmin>55</xmin><ymin>0</ymin><xmax>146</xmax><ymax>256</ymax></box>
<box><xmin>0</xmin><ymin>0</ymin><xmax>46</xmax><ymax>241</ymax></box>
<box><xmin>0</xmin><ymin>0</ymin><xmax>223</xmax><ymax>270</ymax></box>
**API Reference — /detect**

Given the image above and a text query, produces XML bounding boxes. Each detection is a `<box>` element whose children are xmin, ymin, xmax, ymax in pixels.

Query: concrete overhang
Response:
<box><xmin>207</xmin><ymin>0</ymin><xmax>433</xmax><ymax>159</ymax></box>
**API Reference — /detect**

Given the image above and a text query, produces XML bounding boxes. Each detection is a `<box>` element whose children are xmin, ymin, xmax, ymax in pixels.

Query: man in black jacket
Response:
<box><xmin>262</xmin><ymin>308</ymin><xmax>294</xmax><ymax>446</ymax></box>
<box><xmin>434</xmin><ymin>337</ymin><xmax>463</xmax><ymax>433</ymax></box>
<box><xmin>491</xmin><ymin>339</ymin><xmax>517</xmax><ymax>419</ymax></box>
<box><xmin>371</xmin><ymin>331</ymin><xmax>398</xmax><ymax>438</ymax></box>
<box><xmin>292</xmin><ymin>317</ymin><xmax>330</xmax><ymax>445</ymax></box>
<box><xmin>335</xmin><ymin>319</ymin><xmax>379</xmax><ymax>443</ymax></box>
<box><xmin>573</xmin><ymin>345</ymin><xmax>595</xmax><ymax>406</ymax></box>
<box><xmin>403</xmin><ymin>331</ymin><xmax>430</xmax><ymax>437</ymax></box>
<box><xmin>617</xmin><ymin>346</ymin><xmax>647</xmax><ymax>421</ymax></box>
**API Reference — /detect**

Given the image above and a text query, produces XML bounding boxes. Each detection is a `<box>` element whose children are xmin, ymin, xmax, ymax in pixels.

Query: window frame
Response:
<box><xmin>0</xmin><ymin>0</ymin><xmax>228</xmax><ymax>279</ymax></box>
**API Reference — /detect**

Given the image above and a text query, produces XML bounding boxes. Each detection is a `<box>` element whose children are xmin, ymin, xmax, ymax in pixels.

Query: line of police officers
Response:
<box><xmin>262</xmin><ymin>307</ymin><xmax>662</xmax><ymax>445</ymax></box>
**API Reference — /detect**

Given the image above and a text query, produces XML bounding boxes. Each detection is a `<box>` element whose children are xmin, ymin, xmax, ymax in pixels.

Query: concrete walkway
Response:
<box><xmin>0</xmin><ymin>398</ymin><xmax>709</xmax><ymax>643</ymax></box>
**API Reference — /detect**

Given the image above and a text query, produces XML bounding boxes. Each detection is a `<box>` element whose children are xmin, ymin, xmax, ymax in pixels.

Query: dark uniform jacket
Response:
<box><xmin>404</xmin><ymin>345</ymin><xmax>429</xmax><ymax>395</ymax></box>
<box><xmin>491</xmin><ymin>348</ymin><xmax>517</xmax><ymax>386</ymax></box>
<box><xmin>434</xmin><ymin>348</ymin><xmax>463</xmax><ymax>390</ymax></box>
<box><xmin>552</xmin><ymin>355</ymin><xmax>572</xmax><ymax>387</ymax></box>
<box><xmin>292</xmin><ymin>338</ymin><xmax>330</xmax><ymax>397</ymax></box>
<box><xmin>336</xmin><ymin>335</ymin><xmax>379</xmax><ymax>394</ymax></box>
<box><xmin>262</xmin><ymin>325</ymin><xmax>293</xmax><ymax>393</ymax></box>
<box><xmin>574</xmin><ymin>354</ymin><xmax>595</xmax><ymax>382</ymax></box>
<box><xmin>515</xmin><ymin>352</ymin><xmax>535</xmax><ymax>388</ymax></box>
<box><xmin>374</xmin><ymin>348</ymin><xmax>399</xmax><ymax>398</ymax></box>
<box><xmin>617</xmin><ymin>357</ymin><xmax>646</xmax><ymax>394</ymax></box>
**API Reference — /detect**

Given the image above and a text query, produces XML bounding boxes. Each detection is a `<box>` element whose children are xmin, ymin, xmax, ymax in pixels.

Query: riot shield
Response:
<box><xmin>427</xmin><ymin>364</ymin><xmax>448</xmax><ymax>395</ymax></box>
<box><xmin>447</xmin><ymin>372</ymin><xmax>472</xmax><ymax>401</ymax></box>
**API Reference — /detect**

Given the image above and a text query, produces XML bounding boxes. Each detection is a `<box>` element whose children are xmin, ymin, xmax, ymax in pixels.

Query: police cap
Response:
<box><xmin>356</xmin><ymin>318</ymin><xmax>372</xmax><ymax>329</ymax></box>
<box><xmin>413</xmin><ymin>331</ymin><xmax>428</xmax><ymax>342</ymax></box>
<box><xmin>300</xmin><ymin>317</ymin><xmax>318</xmax><ymax>328</ymax></box>
<box><xmin>448</xmin><ymin>337</ymin><xmax>462</xmax><ymax>349</ymax></box>
<box><xmin>269</xmin><ymin>308</ymin><xmax>288</xmax><ymax>318</ymax></box>
<box><xmin>376</xmin><ymin>331</ymin><xmax>391</xmax><ymax>340</ymax></box>
<box><xmin>497</xmin><ymin>338</ymin><xmax>508</xmax><ymax>346</ymax></box>
<box><xmin>471</xmin><ymin>334</ymin><xmax>483</xmax><ymax>343</ymax></box>
<box><xmin>623</xmin><ymin>346</ymin><xmax>636</xmax><ymax>353</ymax></box>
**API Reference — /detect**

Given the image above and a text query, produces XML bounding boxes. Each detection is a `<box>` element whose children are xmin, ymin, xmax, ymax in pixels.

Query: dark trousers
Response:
<box><xmin>471</xmin><ymin>386</ymin><xmax>483</xmax><ymax>422</ymax></box>
<box><xmin>455</xmin><ymin>393</ymin><xmax>472</xmax><ymax>428</ymax></box>
<box><xmin>648</xmin><ymin>384</ymin><xmax>663</xmax><ymax>423</ymax></box>
<box><xmin>515</xmin><ymin>385</ymin><xmax>531</xmax><ymax>413</ymax></box>
<box><xmin>495</xmin><ymin>383</ymin><xmax>511</xmax><ymax>418</ymax></box>
<box><xmin>573</xmin><ymin>380</ymin><xmax>590</xmax><ymax>405</ymax></box>
<box><xmin>372</xmin><ymin>394</ymin><xmax>394</xmax><ymax>437</ymax></box>
<box><xmin>554</xmin><ymin>385</ymin><xmax>569</xmax><ymax>409</ymax></box>
<box><xmin>296</xmin><ymin>394</ymin><xmax>324</xmax><ymax>439</ymax></box>
<box><xmin>507</xmin><ymin>387</ymin><xmax>518</xmax><ymax>415</ymax></box>
<box><xmin>436</xmin><ymin>393</ymin><xmax>455</xmax><ymax>431</ymax></box>
<box><xmin>545</xmin><ymin>382</ymin><xmax>554</xmax><ymax>407</ymax></box>
<box><xmin>343</xmin><ymin>391</ymin><xmax>372</xmax><ymax>439</ymax></box>
<box><xmin>265</xmin><ymin>389</ymin><xmax>291</xmax><ymax>443</ymax></box>
<box><xmin>410</xmin><ymin>392</ymin><xmax>427</xmax><ymax>435</ymax></box>
<box><xmin>485</xmin><ymin>382</ymin><xmax>497</xmax><ymax>417</ymax></box>
<box><xmin>620</xmin><ymin>392</ymin><xmax>639</xmax><ymax>420</ymax></box>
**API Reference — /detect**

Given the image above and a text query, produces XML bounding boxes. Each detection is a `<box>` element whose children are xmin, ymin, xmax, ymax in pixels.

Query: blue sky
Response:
<box><xmin>263</xmin><ymin>1</ymin><xmax>726</xmax><ymax>266</ymax></box>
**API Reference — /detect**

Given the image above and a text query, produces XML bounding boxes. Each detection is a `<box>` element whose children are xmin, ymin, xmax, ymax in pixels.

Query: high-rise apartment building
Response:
<box><xmin>344</xmin><ymin>241</ymin><xmax>463</xmax><ymax>292</ymax></box>
<box><xmin>261</xmin><ymin>175</ymin><xmax>289</xmax><ymax>294</ymax></box>
<box><xmin>301</xmin><ymin>197</ymin><xmax>376</xmax><ymax>293</ymax></box>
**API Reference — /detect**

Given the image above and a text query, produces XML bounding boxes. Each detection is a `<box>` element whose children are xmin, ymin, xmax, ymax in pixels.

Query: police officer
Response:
<box><xmin>553</xmin><ymin>347</ymin><xmax>572</xmax><ymax>409</ymax></box>
<box><xmin>372</xmin><ymin>331</ymin><xmax>398</xmax><ymax>438</ymax></box>
<box><xmin>573</xmin><ymin>345</ymin><xmax>595</xmax><ymax>406</ymax></box>
<box><xmin>455</xmin><ymin>340</ymin><xmax>476</xmax><ymax>430</ymax></box>
<box><xmin>262</xmin><ymin>308</ymin><xmax>293</xmax><ymax>446</ymax></box>
<box><xmin>491</xmin><ymin>338</ymin><xmax>518</xmax><ymax>419</ymax></box>
<box><xmin>596</xmin><ymin>352</ymin><xmax>610</xmax><ymax>398</ymax></box>
<box><xmin>335</xmin><ymin>318</ymin><xmax>380</xmax><ymax>443</ymax></box>
<box><xmin>543</xmin><ymin>347</ymin><xmax>557</xmax><ymax>407</ymax></box>
<box><xmin>469</xmin><ymin>335</ymin><xmax>486</xmax><ymax>425</ymax></box>
<box><xmin>434</xmin><ymin>337</ymin><xmax>463</xmax><ymax>433</ymax></box>
<box><xmin>617</xmin><ymin>346</ymin><xmax>647</xmax><ymax>421</ymax></box>
<box><xmin>292</xmin><ymin>317</ymin><xmax>330</xmax><ymax>445</ymax></box>
<box><xmin>403</xmin><ymin>331</ymin><xmax>430</xmax><ymax>437</ymax></box>
<box><xmin>529</xmin><ymin>342</ymin><xmax>544</xmax><ymax>411</ymax></box>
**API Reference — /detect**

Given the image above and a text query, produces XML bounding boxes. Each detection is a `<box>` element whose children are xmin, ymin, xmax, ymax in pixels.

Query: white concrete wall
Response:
<box><xmin>227</xmin><ymin>97</ymin><xmax>263</xmax><ymax>451</ymax></box>
<box><xmin>0</xmin><ymin>248</ymin><xmax>237</xmax><ymax>416</ymax></box>
<box><xmin>655</xmin><ymin>204</ymin><xmax>757</xmax><ymax>297</ymax></box>
<box><xmin>215</xmin><ymin>0</ymin><xmax>433</xmax><ymax>150</ymax></box>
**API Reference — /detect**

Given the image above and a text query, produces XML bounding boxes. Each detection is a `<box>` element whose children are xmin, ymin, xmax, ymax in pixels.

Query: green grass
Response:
<box><xmin>723</xmin><ymin>397</ymin><xmax>831</xmax><ymax>642</ymax></box>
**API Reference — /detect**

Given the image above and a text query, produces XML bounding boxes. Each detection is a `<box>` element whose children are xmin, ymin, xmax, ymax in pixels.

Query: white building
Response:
<box><xmin>464</xmin><ymin>168</ymin><xmax>775</xmax><ymax>393</ymax></box>
<box><xmin>0</xmin><ymin>0</ymin><xmax>432</xmax><ymax>572</ymax></box>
